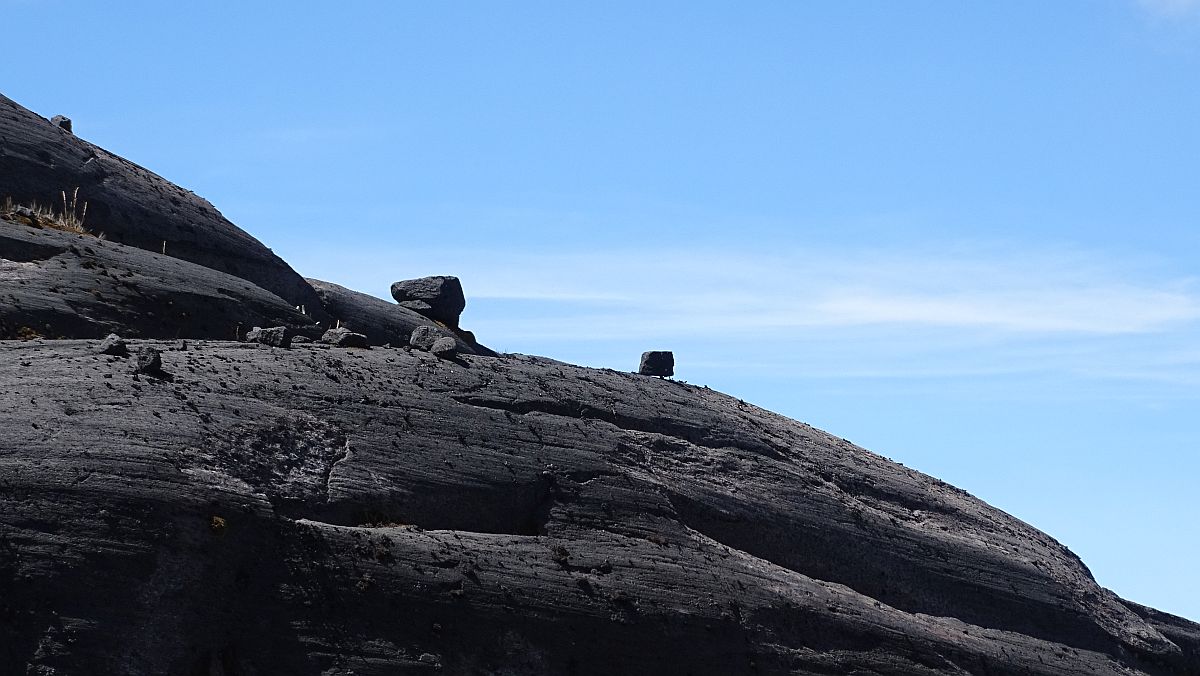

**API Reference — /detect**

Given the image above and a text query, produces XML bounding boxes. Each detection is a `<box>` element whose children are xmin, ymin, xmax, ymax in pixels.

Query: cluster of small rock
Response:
<box><xmin>240</xmin><ymin>274</ymin><xmax>469</xmax><ymax>361</ymax></box>
<box><xmin>409</xmin><ymin>325</ymin><xmax>457</xmax><ymax>358</ymax></box>
<box><xmin>94</xmin><ymin>333</ymin><xmax>165</xmax><ymax>376</ymax></box>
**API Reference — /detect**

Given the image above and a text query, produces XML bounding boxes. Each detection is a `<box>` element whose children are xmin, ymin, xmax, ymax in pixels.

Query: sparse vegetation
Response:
<box><xmin>2</xmin><ymin>188</ymin><xmax>97</xmax><ymax>237</ymax></box>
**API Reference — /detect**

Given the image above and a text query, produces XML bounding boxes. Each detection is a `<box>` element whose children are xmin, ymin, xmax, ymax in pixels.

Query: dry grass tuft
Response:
<box><xmin>2</xmin><ymin>188</ymin><xmax>98</xmax><ymax>237</ymax></box>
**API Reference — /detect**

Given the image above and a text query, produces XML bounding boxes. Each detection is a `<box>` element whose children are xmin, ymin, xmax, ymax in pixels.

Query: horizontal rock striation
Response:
<box><xmin>0</xmin><ymin>220</ymin><xmax>318</xmax><ymax>340</ymax></box>
<box><xmin>0</xmin><ymin>93</ymin><xmax>323</xmax><ymax>313</ymax></box>
<box><xmin>1</xmin><ymin>90</ymin><xmax>1195</xmax><ymax>676</ymax></box>
<box><xmin>0</xmin><ymin>339</ymin><xmax>1195</xmax><ymax>675</ymax></box>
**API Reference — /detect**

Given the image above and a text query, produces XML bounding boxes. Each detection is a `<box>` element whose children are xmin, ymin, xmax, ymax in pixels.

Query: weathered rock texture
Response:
<box><xmin>0</xmin><ymin>93</ymin><xmax>323</xmax><ymax>312</ymax></box>
<box><xmin>1</xmin><ymin>91</ymin><xmax>1196</xmax><ymax>676</ymax></box>
<box><xmin>320</xmin><ymin>326</ymin><xmax>371</xmax><ymax>348</ymax></box>
<box><xmin>1</xmin><ymin>340</ymin><xmax>1197</xmax><ymax>675</ymax></box>
<box><xmin>390</xmin><ymin>275</ymin><xmax>467</xmax><ymax>327</ymax></box>
<box><xmin>639</xmin><ymin>350</ymin><xmax>674</xmax><ymax>377</ymax></box>
<box><xmin>0</xmin><ymin>220</ymin><xmax>318</xmax><ymax>340</ymax></box>
<box><xmin>307</xmin><ymin>278</ymin><xmax>491</xmax><ymax>355</ymax></box>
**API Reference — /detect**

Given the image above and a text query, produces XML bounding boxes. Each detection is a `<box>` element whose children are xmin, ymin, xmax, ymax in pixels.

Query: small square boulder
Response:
<box><xmin>639</xmin><ymin>351</ymin><xmax>674</xmax><ymax>377</ymax></box>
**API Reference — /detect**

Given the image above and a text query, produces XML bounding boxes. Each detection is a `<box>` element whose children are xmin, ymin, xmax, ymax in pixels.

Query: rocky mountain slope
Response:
<box><xmin>1</xmin><ymin>93</ymin><xmax>1197</xmax><ymax>675</ymax></box>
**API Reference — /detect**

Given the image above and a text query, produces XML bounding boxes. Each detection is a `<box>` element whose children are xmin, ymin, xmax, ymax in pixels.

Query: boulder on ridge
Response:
<box><xmin>390</xmin><ymin>275</ymin><xmax>466</xmax><ymax>327</ymax></box>
<box><xmin>307</xmin><ymin>278</ymin><xmax>491</xmax><ymax>355</ymax></box>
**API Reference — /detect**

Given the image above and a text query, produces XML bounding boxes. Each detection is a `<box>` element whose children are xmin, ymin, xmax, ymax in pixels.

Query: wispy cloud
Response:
<box><xmin>429</xmin><ymin>248</ymin><xmax>1200</xmax><ymax>335</ymax></box>
<box><xmin>1138</xmin><ymin>0</ymin><xmax>1200</xmax><ymax>15</ymax></box>
<box><xmin>289</xmin><ymin>241</ymin><xmax>1200</xmax><ymax>395</ymax></box>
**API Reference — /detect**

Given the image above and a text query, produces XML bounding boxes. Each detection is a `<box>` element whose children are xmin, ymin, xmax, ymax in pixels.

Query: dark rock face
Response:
<box><xmin>0</xmin><ymin>93</ymin><xmax>324</xmax><ymax>313</ymax></box>
<box><xmin>133</xmin><ymin>345</ymin><xmax>162</xmax><ymax>374</ymax></box>
<box><xmin>1</xmin><ymin>340</ymin><xmax>1196</xmax><ymax>675</ymax></box>
<box><xmin>307</xmin><ymin>278</ymin><xmax>487</xmax><ymax>355</ymax></box>
<box><xmin>430</xmin><ymin>335</ymin><xmax>457</xmax><ymax>359</ymax></box>
<box><xmin>320</xmin><ymin>326</ymin><xmax>370</xmax><ymax>348</ymax></box>
<box><xmin>639</xmin><ymin>350</ymin><xmax>674</xmax><ymax>377</ymax></box>
<box><xmin>2</xmin><ymin>90</ymin><xmax>1196</xmax><ymax>676</ymax></box>
<box><xmin>245</xmin><ymin>326</ymin><xmax>292</xmax><ymax>348</ymax></box>
<box><xmin>50</xmin><ymin>115</ymin><xmax>72</xmax><ymax>133</ymax></box>
<box><xmin>0</xmin><ymin>220</ymin><xmax>319</xmax><ymax>340</ymax></box>
<box><xmin>95</xmin><ymin>333</ymin><xmax>128</xmax><ymax>356</ymax></box>
<box><xmin>409</xmin><ymin>324</ymin><xmax>445</xmax><ymax>351</ymax></box>
<box><xmin>390</xmin><ymin>275</ymin><xmax>466</xmax><ymax>327</ymax></box>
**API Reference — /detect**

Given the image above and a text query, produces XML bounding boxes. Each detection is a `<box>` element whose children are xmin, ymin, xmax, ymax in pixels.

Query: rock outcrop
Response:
<box><xmin>245</xmin><ymin>326</ymin><xmax>292</xmax><ymax>348</ymax></box>
<box><xmin>0</xmin><ymin>220</ymin><xmax>319</xmax><ymax>340</ymax></box>
<box><xmin>2</xmin><ymin>91</ymin><xmax>1196</xmax><ymax>676</ymax></box>
<box><xmin>319</xmin><ymin>326</ymin><xmax>370</xmax><ymax>348</ymax></box>
<box><xmin>1</xmin><ymin>340</ymin><xmax>1196</xmax><ymax>675</ymax></box>
<box><xmin>0</xmin><ymin>93</ymin><xmax>324</xmax><ymax>314</ymax></box>
<box><xmin>307</xmin><ymin>278</ymin><xmax>491</xmax><ymax>355</ymax></box>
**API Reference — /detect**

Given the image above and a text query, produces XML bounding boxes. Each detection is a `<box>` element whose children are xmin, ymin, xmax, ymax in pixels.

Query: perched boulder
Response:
<box><xmin>320</xmin><ymin>327</ymin><xmax>369</xmax><ymax>348</ymax></box>
<box><xmin>306</xmin><ymin>278</ymin><xmax>488</xmax><ymax>355</ymax></box>
<box><xmin>390</xmin><ymin>275</ymin><xmax>466</xmax><ymax>327</ymax></box>
<box><xmin>639</xmin><ymin>350</ymin><xmax>674</xmax><ymax>377</ymax></box>
<box><xmin>95</xmin><ymin>333</ymin><xmax>128</xmax><ymax>356</ymax></box>
<box><xmin>133</xmin><ymin>346</ymin><xmax>162</xmax><ymax>374</ymax></box>
<box><xmin>245</xmin><ymin>326</ymin><xmax>291</xmax><ymax>348</ymax></box>
<box><xmin>430</xmin><ymin>336</ymin><xmax>457</xmax><ymax>359</ymax></box>
<box><xmin>50</xmin><ymin>115</ymin><xmax>72</xmax><ymax>133</ymax></box>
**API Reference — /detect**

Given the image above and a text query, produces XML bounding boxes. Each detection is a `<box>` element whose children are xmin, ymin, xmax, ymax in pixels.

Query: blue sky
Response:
<box><xmin>4</xmin><ymin>1</ymin><xmax>1198</xmax><ymax>620</ymax></box>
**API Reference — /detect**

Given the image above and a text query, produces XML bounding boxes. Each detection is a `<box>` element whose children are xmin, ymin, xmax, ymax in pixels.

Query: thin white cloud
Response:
<box><xmin>1138</xmin><ymin>0</ymin><xmax>1200</xmax><ymax>17</ymax></box>
<box><xmin>288</xmin><ymin>241</ymin><xmax>1200</xmax><ymax>392</ymax></box>
<box><xmin>425</xmin><ymin>248</ymin><xmax>1200</xmax><ymax>336</ymax></box>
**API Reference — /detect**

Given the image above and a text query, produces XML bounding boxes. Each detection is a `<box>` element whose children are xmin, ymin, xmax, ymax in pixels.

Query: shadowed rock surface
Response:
<box><xmin>0</xmin><ymin>93</ymin><xmax>323</xmax><ymax>312</ymax></box>
<box><xmin>0</xmin><ymin>219</ymin><xmax>318</xmax><ymax>340</ymax></box>
<box><xmin>1</xmin><ymin>91</ymin><xmax>1197</xmax><ymax>675</ymax></box>
<box><xmin>0</xmin><ymin>340</ymin><xmax>1196</xmax><ymax>675</ymax></box>
<box><xmin>390</xmin><ymin>275</ymin><xmax>467</xmax><ymax>327</ymax></box>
